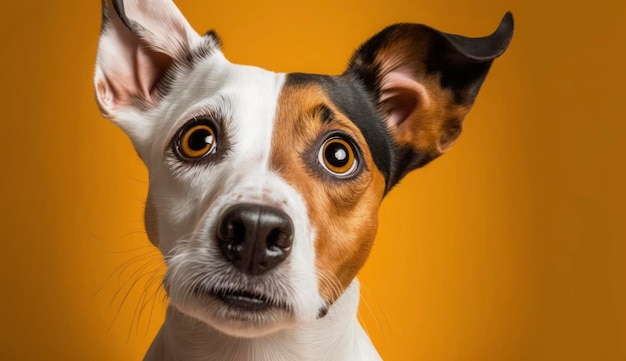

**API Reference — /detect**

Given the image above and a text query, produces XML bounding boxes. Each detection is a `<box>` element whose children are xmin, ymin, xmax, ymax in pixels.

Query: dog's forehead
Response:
<box><xmin>154</xmin><ymin>56</ymin><xmax>284</xmax><ymax>148</ymax></box>
<box><xmin>281</xmin><ymin>73</ymin><xmax>393</xmax><ymax>186</ymax></box>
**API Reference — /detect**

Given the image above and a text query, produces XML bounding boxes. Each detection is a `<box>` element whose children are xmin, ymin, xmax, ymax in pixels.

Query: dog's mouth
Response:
<box><xmin>194</xmin><ymin>286</ymin><xmax>287</xmax><ymax>312</ymax></box>
<box><xmin>215</xmin><ymin>289</ymin><xmax>272</xmax><ymax>312</ymax></box>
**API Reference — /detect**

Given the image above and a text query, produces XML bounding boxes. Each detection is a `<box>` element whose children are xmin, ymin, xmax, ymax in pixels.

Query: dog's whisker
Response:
<box><xmin>140</xmin><ymin>271</ymin><xmax>167</xmax><ymax>337</ymax></box>
<box><xmin>144</xmin><ymin>279</ymin><xmax>168</xmax><ymax>337</ymax></box>
<box><xmin>315</xmin><ymin>269</ymin><xmax>344</xmax><ymax>303</ymax></box>
<box><xmin>360</xmin><ymin>282</ymin><xmax>393</xmax><ymax>344</ymax></box>
<box><xmin>107</xmin><ymin>257</ymin><xmax>165</xmax><ymax>334</ymax></box>
<box><xmin>95</xmin><ymin>249</ymin><xmax>160</xmax><ymax>297</ymax></box>
<box><xmin>117</xmin><ymin>229</ymin><xmax>152</xmax><ymax>243</ymax></box>
<box><xmin>356</xmin><ymin>289</ymin><xmax>378</xmax><ymax>343</ymax></box>
<box><xmin>110</xmin><ymin>256</ymin><xmax>163</xmax><ymax>307</ymax></box>
<box><xmin>121</xmin><ymin>273</ymin><xmax>156</xmax><ymax>342</ymax></box>
<box><xmin>132</xmin><ymin>264</ymin><xmax>167</xmax><ymax>337</ymax></box>
<box><xmin>106</xmin><ymin>245</ymin><xmax>160</xmax><ymax>255</ymax></box>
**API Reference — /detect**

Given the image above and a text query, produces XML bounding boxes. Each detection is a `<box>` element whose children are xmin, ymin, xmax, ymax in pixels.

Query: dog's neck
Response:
<box><xmin>144</xmin><ymin>280</ymin><xmax>381</xmax><ymax>361</ymax></box>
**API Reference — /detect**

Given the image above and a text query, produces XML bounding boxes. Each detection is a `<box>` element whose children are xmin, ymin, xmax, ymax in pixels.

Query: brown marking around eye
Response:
<box><xmin>270</xmin><ymin>82</ymin><xmax>386</xmax><ymax>303</ymax></box>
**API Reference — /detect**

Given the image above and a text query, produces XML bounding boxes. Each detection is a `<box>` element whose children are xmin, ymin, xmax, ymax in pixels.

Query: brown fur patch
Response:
<box><xmin>374</xmin><ymin>37</ymin><xmax>472</xmax><ymax>156</ymax></box>
<box><xmin>391</xmin><ymin>77</ymin><xmax>470</xmax><ymax>155</ymax></box>
<box><xmin>270</xmin><ymin>82</ymin><xmax>386</xmax><ymax>303</ymax></box>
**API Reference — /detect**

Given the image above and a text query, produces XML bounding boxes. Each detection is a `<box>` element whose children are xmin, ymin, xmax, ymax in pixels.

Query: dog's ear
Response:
<box><xmin>345</xmin><ymin>13</ymin><xmax>513</xmax><ymax>188</ymax></box>
<box><xmin>94</xmin><ymin>0</ymin><xmax>201</xmax><ymax>118</ymax></box>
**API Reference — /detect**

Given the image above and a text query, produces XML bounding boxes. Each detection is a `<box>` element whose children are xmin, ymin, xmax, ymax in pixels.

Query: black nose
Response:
<box><xmin>216</xmin><ymin>204</ymin><xmax>294</xmax><ymax>276</ymax></box>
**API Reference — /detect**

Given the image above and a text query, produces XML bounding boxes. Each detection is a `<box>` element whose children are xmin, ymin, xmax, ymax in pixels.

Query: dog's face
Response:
<box><xmin>95</xmin><ymin>0</ymin><xmax>512</xmax><ymax>338</ymax></box>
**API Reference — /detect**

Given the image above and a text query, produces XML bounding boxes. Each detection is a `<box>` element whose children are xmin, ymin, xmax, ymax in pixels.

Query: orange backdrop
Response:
<box><xmin>1</xmin><ymin>0</ymin><xmax>625</xmax><ymax>360</ymax></box>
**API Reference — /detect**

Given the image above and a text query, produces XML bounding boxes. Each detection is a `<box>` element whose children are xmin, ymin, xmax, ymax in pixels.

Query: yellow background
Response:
<box><xmin>1</xmin><ymin>0</ymin><xmax>625</xmax><ymax>360</ymax></box>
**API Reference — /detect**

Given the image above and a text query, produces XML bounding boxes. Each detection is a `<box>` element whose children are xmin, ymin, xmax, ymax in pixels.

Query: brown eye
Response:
<box><xmin>318</xmin><ymin>136</ymin><xmax>358</xmax><ymax>177</ymax></box>
<box><xmin>177</xmin><ymin>121</ymin><xmax>217</xmax><ymax>159</ymax></box>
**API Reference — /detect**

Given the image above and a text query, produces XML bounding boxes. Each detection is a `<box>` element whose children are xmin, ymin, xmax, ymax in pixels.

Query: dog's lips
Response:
<box><xmin>216</xmin><ymin>290</ymin><xmax>272</xmax><ymax>311</ymax></box>
<box><xmin>195</xmin><ymin>286</ymin><xmax>280</xmax><ymax>312</ymax></box>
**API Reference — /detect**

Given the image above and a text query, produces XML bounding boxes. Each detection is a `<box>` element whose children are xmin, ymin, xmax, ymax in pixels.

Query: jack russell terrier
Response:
<box><xmin>94</xmin><ymin>0</ymin><xmax>513</xmax><ymax>360</ymax></box>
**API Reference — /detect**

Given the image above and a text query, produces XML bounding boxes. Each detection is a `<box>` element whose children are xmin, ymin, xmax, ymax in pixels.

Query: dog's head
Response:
<box><xmin>95</xmin><ymin>0</ymin><xmax>512</xmax><ymax>338</ymax></box>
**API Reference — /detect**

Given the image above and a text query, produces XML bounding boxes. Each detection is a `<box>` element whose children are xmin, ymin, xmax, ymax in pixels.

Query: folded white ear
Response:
<box><xmin>94</xmin><ymin>0</ymin><xmax>201</xmax><ymax>117</ymax></box>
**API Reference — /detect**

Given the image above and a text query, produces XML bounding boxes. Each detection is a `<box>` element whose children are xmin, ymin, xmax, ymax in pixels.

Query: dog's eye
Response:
<box><xmin>176</xmin><ymin>121</ymin><xmax>217</xmax><ymax>159</ymax></box>
<box><xmin>318</xmin><ymin>136</ymin><xmax>358</xmax><ymax>177</ymax></box>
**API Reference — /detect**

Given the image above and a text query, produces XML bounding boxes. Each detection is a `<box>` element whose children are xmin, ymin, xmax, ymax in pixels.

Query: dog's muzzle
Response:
<box><xmin>216</xmin><ymin>203</ymin><xmax>294</xmax><ymax>275</ymax></box>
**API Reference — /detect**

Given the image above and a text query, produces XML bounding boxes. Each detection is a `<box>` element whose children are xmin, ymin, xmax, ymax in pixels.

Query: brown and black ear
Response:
<box><xmin>345</xmin><ymin>12</ymin><xmax>514</xmax><ymax>188</ymax></box>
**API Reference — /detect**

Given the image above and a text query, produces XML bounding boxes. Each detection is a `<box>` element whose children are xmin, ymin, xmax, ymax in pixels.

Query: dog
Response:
<box><xmin>94</xmin><ymin>0</ymin><xmax>513</xmax><ymax>360</ymax></box>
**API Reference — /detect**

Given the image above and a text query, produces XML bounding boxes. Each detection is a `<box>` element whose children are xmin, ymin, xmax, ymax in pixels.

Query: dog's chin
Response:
<box><xmin>170</xmin><ymin>287</ymin><xmax>296</xmax><ymax>338</ymax></box>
